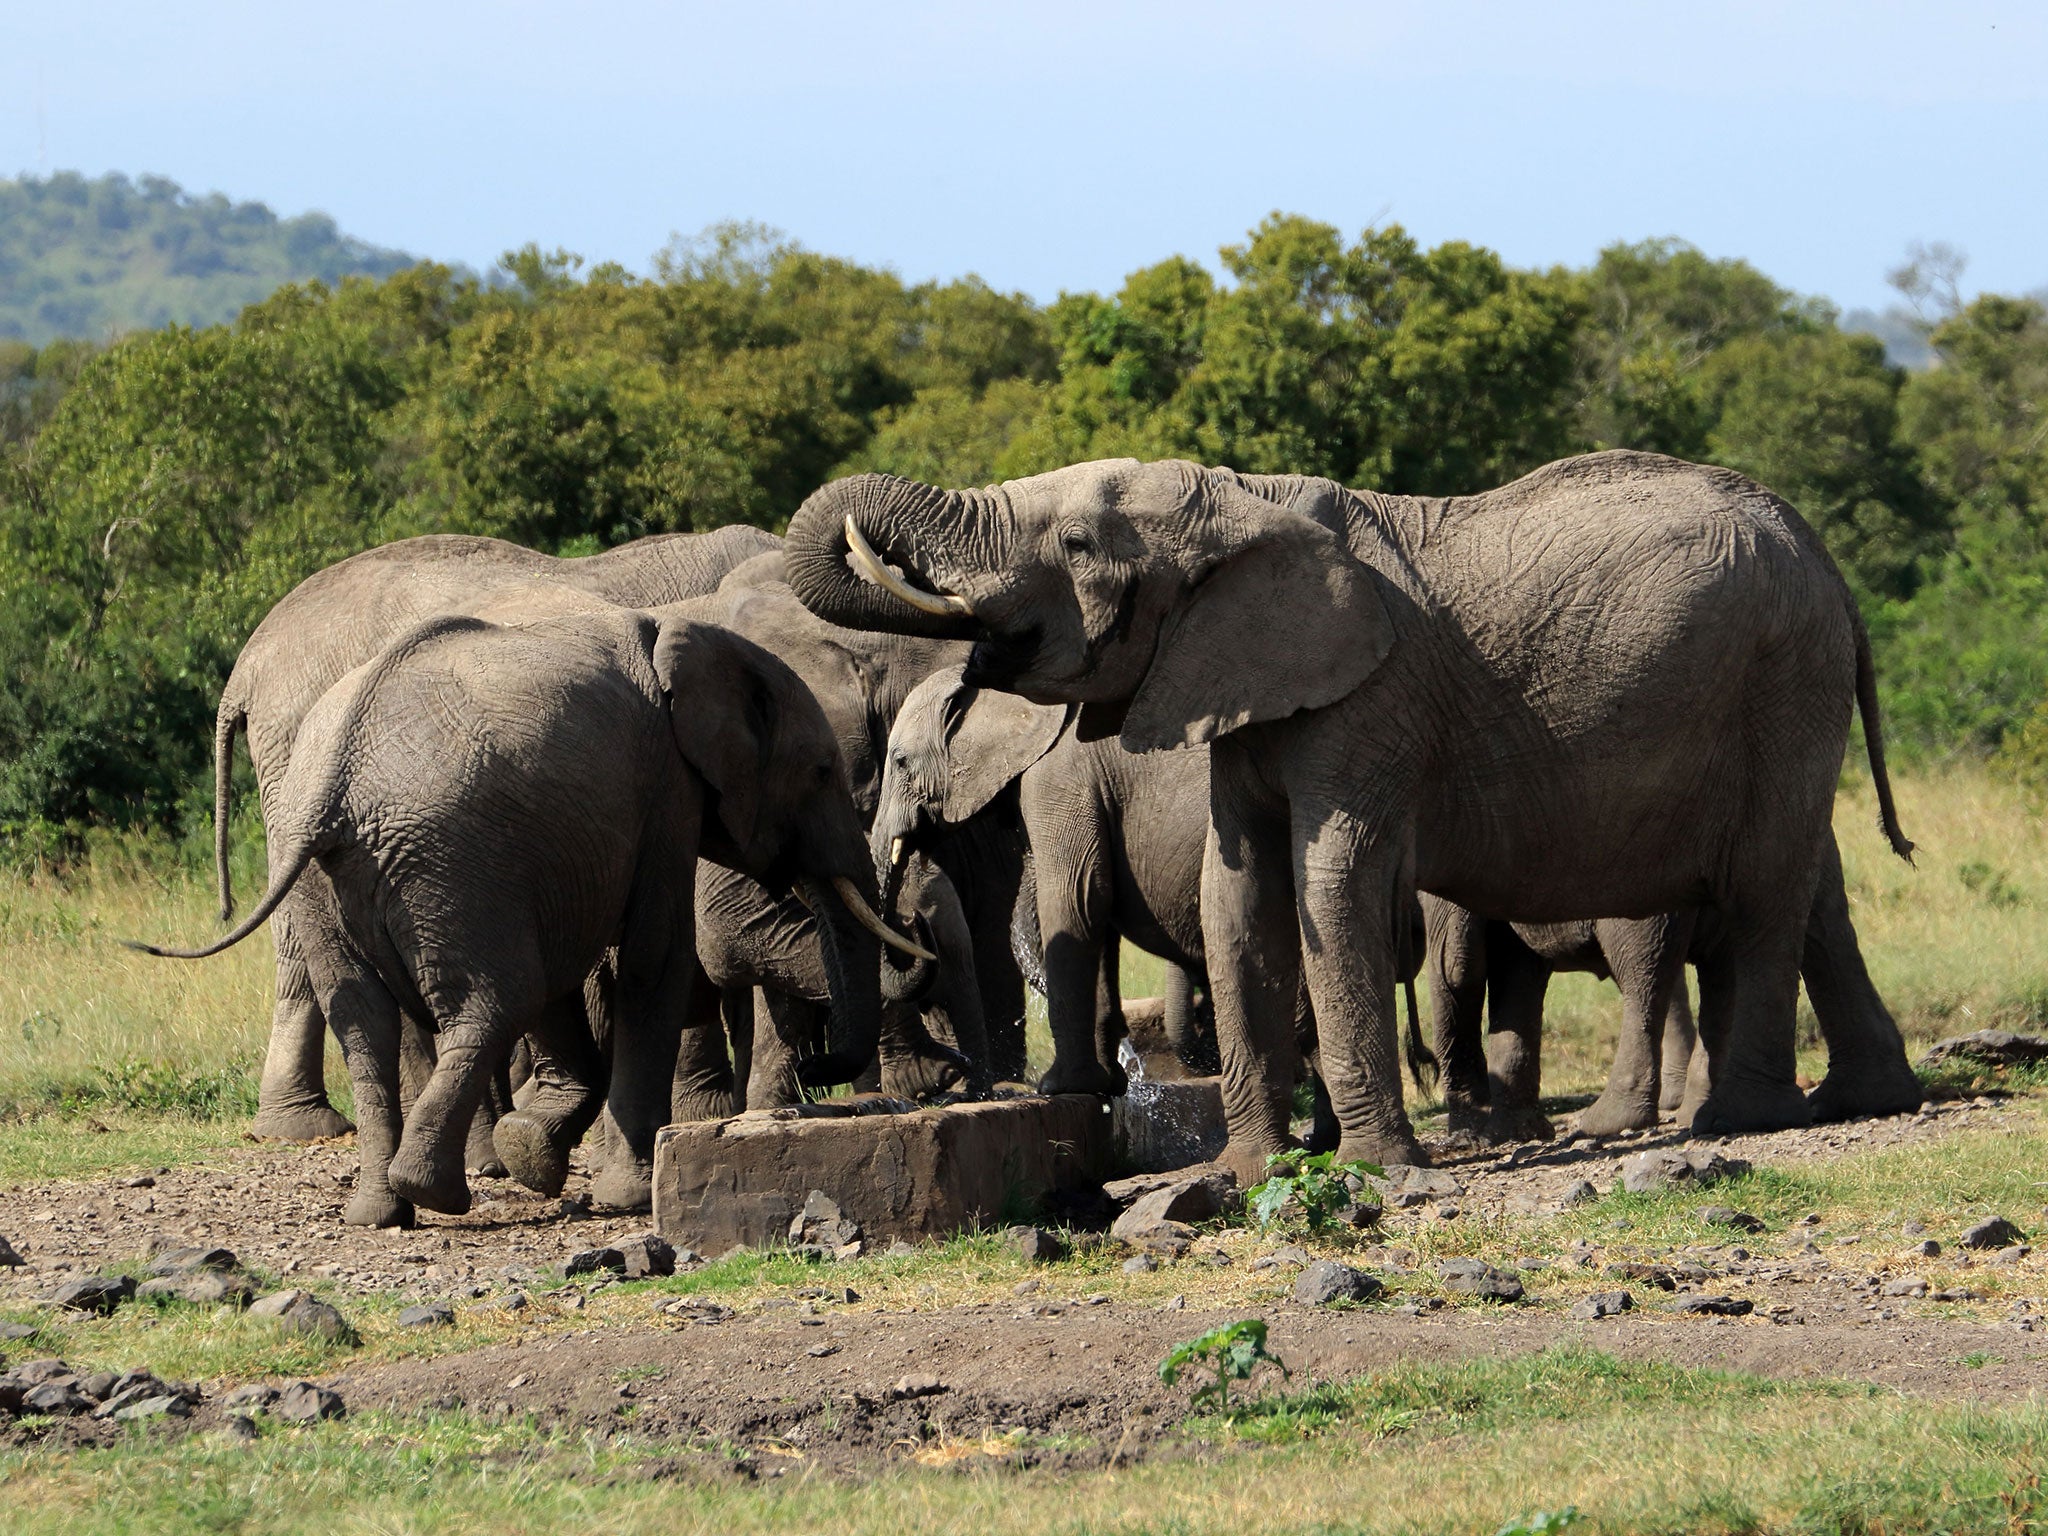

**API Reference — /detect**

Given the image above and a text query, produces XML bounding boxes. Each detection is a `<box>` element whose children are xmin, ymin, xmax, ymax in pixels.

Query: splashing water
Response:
<box><xmin>1114</xmin><ymin>1033</ymin><xmax>1223</xmax><ymax>1167</ymax></box>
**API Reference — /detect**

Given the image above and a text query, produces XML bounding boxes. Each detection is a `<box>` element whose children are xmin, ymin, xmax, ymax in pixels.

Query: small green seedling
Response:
<box><xmin>1494</xmin><ymin>1507</ymin><xmax>1581</xmax><ymax>1536</ymax></box>
<box><xmin>1246</xmin><ymin>1149</ymin><xmax>1383</xmax><ymax>1234</ymax></box>
<box><xmin>1158</xmin><ymin>1319</ymin><xmax>1289</xmax><ymax>1413</ymax></box>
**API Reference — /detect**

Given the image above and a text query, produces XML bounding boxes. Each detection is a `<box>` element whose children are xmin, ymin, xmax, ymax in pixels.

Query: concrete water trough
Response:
<box><xmin>651</xmin><ymin>1093</ymin><xmax>1115</xmax><ymax>1252</ymax></box>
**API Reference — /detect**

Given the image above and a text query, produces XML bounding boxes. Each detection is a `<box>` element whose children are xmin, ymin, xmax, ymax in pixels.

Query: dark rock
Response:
<box><xmin>178</xmin><ymin>1269</ymin><xmax>257</xmax><ymax>1307</ymax></box>
<box><xmin>1568</xmin><ymin>1290</ymin><xmax>1633</xmax><ymax>1320</ymax></box>
<box><xmin>1557</xmin><ymin>1179</ymin><xmax>1600</xmax><ymax>1208</ymax></box>
<box><xmin>1668</xmin><ymin>1295</ymin><xmax>1754</xmax><ymax>1316</ymax></box>
<box><xmin>12</xmin><ymin>1359</ymin><xmax>73</xmax><ymax>1385</ymax></box>
<box><xmin>149</xmin><ymin>1246</ymin><xmax>238</xmax><ymax>1278</ymax></box>
<box><xmin>77</xmin><ymin>1370</ymin><xmax>118</xmax><ymax>1401</ymax></box>
<box><xmin>559</xmin><ymin>1248</ymin><xmax>626</xmax><ymax>1278</ymax></box>
<box><xmin>1294</xmin><ymin>1260</ymin><xmax>1383</xmax><ymax>1306</ymax></box>
<box><xmin>889</xmin><ymin>1374</ymin><xmax>945</xmax><ymax>1401</ymax></box>
<box><xmin>220</xmin><ymin>1414</ymin><xmax>261</xmax><ymax>1443</ymax></box>
<box><xmin>221</xmin><ymin>1384</ymin><xmax>280</xmax><ymax>1411</ymax></box>
<box><xmin>1619</xmin><ymin>1147</ymin><xmax>1749</xmax><ymax>1195</ymax></box>
<box><xmin>1914</xmin><ymin>1239</ymin><xmax>1942</xmax><ymax>1258</ymax></box>
<box><xmin>1916</xmin><ymin>1030</ymin><xmax>2048</xmax><ymax>1070</ymax></box>
<box><xmin>1436</xmin><ymin>1257</ymin><xmax>1524</xmax><ymax>1302</ymax></box>
<box><xmin>1009</xmin><ymin>1225</ymin><xmax>1067</xmax><ymax>1264</ymax></box>
<box><xmin>94</xmin><ymin>1379</ymin><xmax>171</xmax><ymax>1418</ymax></box>
<box><xmin>1883</xmin><ymin>1276</ymin><xmax>1930</xmax><ymax>1298</ymax></box>
<box><xmin>1602</xmin><ymin>1261</ymin><xmax>1677</xmax><ymax>1291</ymax></box>
<box><xmin>22</xmin><ymin>1382</ymin><xmax>93</xmax><ymax>1416</ymax></box>
<box><xmin>1378</xmin><ymin>1165</ymin><xmax>1463</xmax><ymax>1201</ymax></box>
<box><xmin>616</xmin><ymin>1234</ymin><xmax>676</xmax><ymax>1279</ymax></box>
<box><xmin>1121</xmin><ymin>1254</ymin><xmax>1158</xmax><ymax>1274</ymax></box>
<box><xmin>0</xmin><ymin>1322</ymin><xmax>39</xmax><ymax>1342</ymax></box>
<box><xmin>0</xmin><ymin>1234</ymin><xmax>22</xmax><ymax>1267</ymax></box>
<box><xmin>114</xmin><ymin>1393</ymin><xmax>191</xmax><ymax>1423</ymax></box>
<box><xmin>1961</xmin><ymin>1217</ymin><xmax>2026</xmax><ymax>1250</ymax></box>
<box><xmin>1113</xmin><ymin>1171</ymin><xmax>1240</xmax><ymax>1228</ymax></box>
<box><xmin>1337</xmin><ymin>1202</ymin><xmax>1384</xmax><ymax>1229</ymax></box>
<box><xmin>0</xmin><ymin>1381</ymin><xmax>22</xmax><ymax>1415</ymax></box>
<box><xmin>787</xmin><ymin>1191</ymin><xmax>864</xmax><ymax>1256</ymax></box>
<box><xmin>248</xmin><ymin>1289</ymin><xmax>355</xmax><ymax>1343</ymax></box>
<box><xmin>495</xmin><ymin>1290</ymin><xmax>530</xmax><ymax>1313</ymax></box>
<box><xmin>53</xmin><ymin>1275</ymin><xmax>136</xmax><ymax>1315</ymax></box>
<box><xmin>1698</xmin><ymin>1206</ymin><xmax>1766</xmax><ymax>1234</ymax></box>
<box><xmin>397</xmin><ymin>1302</ymin><xmax>456</xmax><ymax>1329</ymax></box>
<box><xmin>275</xmin><ymin>1381</ymin><xmax>346</xmax><ymax>1423</ymax></box>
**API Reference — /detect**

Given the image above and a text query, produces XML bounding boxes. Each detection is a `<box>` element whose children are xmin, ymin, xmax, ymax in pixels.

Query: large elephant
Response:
<box><xmin>139</xmin><ymin>608</ymin><xmax>926</xmax><ymax>1225</ymax></box>
<box><xmin>216</xmin><ymin>525</ymin><xmax>779</xmax><ymax>1144</ymax></box>
<box><xmin>782</xmin><ymin>452</ymin><xmax>1926</xmax><ymax>1176</ymax></box>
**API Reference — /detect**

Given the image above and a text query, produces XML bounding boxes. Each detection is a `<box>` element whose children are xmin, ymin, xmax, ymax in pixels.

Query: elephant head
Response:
<box><xmin>870</xmin><ymin>662</ymin><xmax>1069</xmax><ymax>907</ymax></box>
<box><xmin>782</xmin><ymin>461</ymin><xmax>1394</xmax><ymax>752</ymax></box>
<box><xmin>652</xmin><ymin>618</ymin><xmax>943</xmax><ymax>1086</ymax></box>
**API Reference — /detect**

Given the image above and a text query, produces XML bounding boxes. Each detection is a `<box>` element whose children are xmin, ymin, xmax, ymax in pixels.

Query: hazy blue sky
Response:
<box><xmin>6</xmin><ymin>1</ymin><xmax>2043</xmax><ymax>312</ymax></box>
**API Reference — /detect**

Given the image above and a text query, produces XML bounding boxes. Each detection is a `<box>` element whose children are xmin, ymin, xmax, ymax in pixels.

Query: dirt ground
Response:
<box><xmin>4</xmin><ymin>1096</ymin><xmax>2045</xmax><ymax>1473</ymax></box>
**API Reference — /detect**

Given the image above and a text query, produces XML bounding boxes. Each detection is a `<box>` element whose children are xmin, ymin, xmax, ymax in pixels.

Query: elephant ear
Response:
<box><xmin>1122</xmin><ymin>489</ymin><xmax>1394</xmax><ymax>752</ymax></box>
<box><xmin>653</xmin><ymin>618</ymin><xmax>772</xmax><ymax>851</ymax></box>
<box><xmin>943</xmin><ymin>684</ymin><xmax>1071</xmax><ymax>822</ymax></box>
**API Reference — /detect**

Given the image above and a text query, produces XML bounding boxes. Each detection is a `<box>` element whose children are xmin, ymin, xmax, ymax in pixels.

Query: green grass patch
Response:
<box><xmin>0</xmin><ymin>1110</ymin><xmax>249</xmax><ymax>1184</ymax></box>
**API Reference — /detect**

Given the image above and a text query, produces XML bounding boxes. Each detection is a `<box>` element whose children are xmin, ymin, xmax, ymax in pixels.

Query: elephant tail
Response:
<box><xmin>1852</xmin><ymin>607</ymin><xmax>1915</xmax><ymax>864</ymax></box>
<box><xmin>213</xmin><ymin>694</ymin><xmax>244</xmax><ymax>922</ymax></box>
<box><xmin>1403</xmin><ymin>975</ymin><xmax>1438</xmax><ymax>1091</ymax></box>
<box><xmin>124</xmin><ymin>831</ymin><xmax>320</xmax><ymax>960</ymax></box>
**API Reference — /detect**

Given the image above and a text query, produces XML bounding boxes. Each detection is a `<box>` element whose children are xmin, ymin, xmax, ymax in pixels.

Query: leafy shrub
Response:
<box><xmin>1246</xmin><ymin>1149</ymin><xmax>1383</xmax><ymax>1235</ymax></box>
<box><xmin>1158</xmin><ymin>1319</ymin><xmax>1288</xmax><ymax>1413</ymax></box>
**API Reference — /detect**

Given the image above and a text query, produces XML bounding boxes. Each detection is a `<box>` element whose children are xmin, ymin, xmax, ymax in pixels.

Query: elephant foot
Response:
<box><xmin>1807</xmin><ymin>1062</ymin><xmax>1925</xmax><ymax>1122</ymax></box>
<box><xmin>1220</xmin><ymin>1137</ymin><xmax>1297</xmax><ymax>1187</ymax></box>
<box><xmin>492</xmin><ymin>1111</ymin><xmax>571</xmax><ymax>1197</ymax></box>
<box><xmin>343</xmin><ymin>1186</ymin><xmax>415</xmax><ymax>1229</ymax></box>
<box><xmin>591</xmin><ymin>1164</ymin><xmax>652</xmax><ymax>1213</ymax></box>
<box><xmin>1339</xmin><ymin>1129</ymin><xmax>1428</xmax><ymax>1171</ymax></box>
<box><xmin>1483</xmin><ymin>1103</ymin><xmax>1558</xmax><ymax>1143</ymax></box>
<box><xmin>1443</xmin><ymin>1096</ymin><xmax>1490</xmax><ymax>1143</ymax></box>
<box><xmin>465</xmin><ymin>1123</ymin><xmax>508</xmax><ymax>1180</ymax></box>
<box><xmin>251</xmin><ymin>1101</ymin><xmax>356</xmax><ymax>1143</ymax></box>
<box><xmin>671</xmin><ymin>1090</ymin><xmax>738</xmax><ymax>1123</ymax></box>
<box><xmin>881</xmin><ymin>1054</ymin><xmax>968</xmax><ymax>1102</ymax></box>
<box><xmin>1037</xmin><ymin>1054</ymin><xmax>1127</xmax><ymax>1098</ymax></box>
<box><xmin>1658</xmin><ymin>1078</ymin><xmax>1689</xmax><ymax>1114</ymax></box>
<box><xmin>1688</xmin><ymin>1080</ymin><xmax>1815</xmax><ymax>1137</ymax></box>
<box><xmin>387</xmin><ymin>1149</ymin><xmax>473</xmax><ymax>1216</ymax></box>
<box><xmin>1573</xmin><ymin>1090</ymin><xmax>1658</xmax><ymax>1139</ymax></box>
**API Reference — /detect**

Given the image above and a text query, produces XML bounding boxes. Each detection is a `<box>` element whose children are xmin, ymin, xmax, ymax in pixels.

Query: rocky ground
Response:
<box><xmin>3</xmin><ymin>1092</ymin><xmax>2045</xmax><ymax>1474</ymax></box>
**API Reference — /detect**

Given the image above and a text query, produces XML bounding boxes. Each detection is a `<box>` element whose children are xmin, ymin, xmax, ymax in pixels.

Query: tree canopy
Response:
<box><xmin>2</xmin><ymin>213</ymin><xmax>2044</xmax><ymax>852</ymax></box>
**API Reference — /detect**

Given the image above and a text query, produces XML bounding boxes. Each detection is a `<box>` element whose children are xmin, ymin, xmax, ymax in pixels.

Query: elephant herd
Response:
<box><xmin>141</xmin><ymin>447</ymin><xmax>1931</xmax><ymax>1222</ymax></box>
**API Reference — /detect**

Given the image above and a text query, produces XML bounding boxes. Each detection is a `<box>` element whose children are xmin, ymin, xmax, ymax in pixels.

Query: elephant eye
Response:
<box><xmin>1060</xmin><ymin>527</ymin><xmax>1094</xmax><ymax>557</ymax></box>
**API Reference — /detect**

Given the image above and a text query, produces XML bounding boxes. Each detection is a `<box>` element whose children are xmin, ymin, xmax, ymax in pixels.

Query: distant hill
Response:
<box><xmin>0</xmin><ymin>171</ymin><xmax>421</xmax><ymax>344</ymax></box>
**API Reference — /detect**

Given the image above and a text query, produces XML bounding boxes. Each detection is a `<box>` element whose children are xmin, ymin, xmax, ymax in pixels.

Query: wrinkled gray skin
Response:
<box><xmin>1426</xmin><ymin>897</ymin><xmax>1698</xmax><ymax>1144</ymax></box>
<box><xmin>144</xmin><ymin>609</ymin><xmax>887</xmax><ymax>1226</ymax></box>
<box><xmin>672</xmin><ymin>558</ymin><xmax>1003</xmax><ymax>1095</ymax></box>
<box><xmin>216</xmin><ymin>526</ymin><xmax>778</xmax><ymax>1146</ymax></box>
<box><xmin>872</xmin><ymin>665</ymin><xmax>1213</xmax><ymax>1092</ymax></box>
<box><xmin>784</xmin><ymin>452</ymin><xmax>1925</xmax><ymax>1178</ymax></box>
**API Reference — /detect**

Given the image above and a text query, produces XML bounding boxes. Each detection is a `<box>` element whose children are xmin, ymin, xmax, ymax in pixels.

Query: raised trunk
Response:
<box><xmin>782</xmin><ymin>474</ymin><xmax>998</xmax><ymax>640</ymax></box>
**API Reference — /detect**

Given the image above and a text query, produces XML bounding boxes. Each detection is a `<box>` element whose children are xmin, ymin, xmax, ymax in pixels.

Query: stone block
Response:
<box><xmin>652</xmin><ymin>1094</ymin><xmax>1113</xmax><ymax>1251</ymax></box>
<box><xmin>1112</xmin><ymin>1076</ymin><xmax>1228</xmax><ymax>1173</ymax></box>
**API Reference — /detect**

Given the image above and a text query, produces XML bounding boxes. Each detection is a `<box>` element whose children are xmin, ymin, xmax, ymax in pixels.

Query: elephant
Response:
<box><xmin>1425</xmin><ymin>897</ymin><xmax>1698</xmax><ymax>1145</ymax></box>
<box><xmin>870</xmin><ymin>663</ymin><xmax>1213</xmax><ymax>1093</ymax></box>
<box><xmin>781</xmin><ymin>451</ymin><xmax>1926</xmax><ymax>1178</ymax></box>
<box><xmin>137</xmin><ymin>607</ymin><xmax>930</xmax><ymax>1225</ymax></box>
<box><xmin>214</xmin><ymin>524</ymin><xmax>779</xmax><ymax>1145</ymax></box>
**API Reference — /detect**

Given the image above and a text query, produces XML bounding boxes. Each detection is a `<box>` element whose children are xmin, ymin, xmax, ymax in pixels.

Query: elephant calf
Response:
<box><xmin>137</xmin><ymin>608</ymin><xmax>926</xmax><ymax>1226</ymax></box>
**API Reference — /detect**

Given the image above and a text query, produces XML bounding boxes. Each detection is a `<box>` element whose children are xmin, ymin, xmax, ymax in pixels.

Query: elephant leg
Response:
<box><xmin>1163</xmin><ymin>963</ymin><xmax>1220</xmax><ymax>1075</ymax></box>
<box><xmin>670</xmin><ymin>964</ymin><xmax>737</xmax><ymax>1123</ymax></box>
<box><xmin>1801</xmin><ymin>830</ymin><xmax>1925</xmax><ymax>1120</ymax></box>
<box><xmin>1423</xmin><ymin>896</ymin><xmax>1489</xmax><ymax>1139</ymax></box>
<box><xmin>1094</xmin><ymin>932</ymin><xmax>1126</xmax><ymax>1080</ymax></box>
<box><xmin>747</xmin><ymin>989</ymin><xmax>809</xmax><ymax>1108</ymax></box>
<box><xmin>1659</xmin><ymin>974</ymin><xmax>1699</xmax><ymax>1112</ymax></box>
<box><xmin>250</xmin><ymin>891</ymin><xmax>356</xmax><ymax>1142</ymax></box>
<box><xmin>316</xmin><ymin>961</ymin><xmax>411</xmax><ymax>1230</ymax></box>
<box><xmin>1035</xmin><ymin>836</ymin><xmax>1124</xmax><ymax>1098</ymax></box>
<box><xmin>492</xmin><ymin>997</ymin><xmax>606</xmax><ymax>1197</ymax></box>
<box><xmin>595</xmin><ymin>938</ymin><xmax>691</xmax><ymax>1215</ymax></box>
<box><xmin>1690</xmin><ymin>891</ymin><xmax>1816</xmax><ymax>1136</ymax></box>
<box><xmin>1481</xmin><ymin>933</ymin><xmax>1557</xmax><ymax>1143</ymax></box>
<box><xmin>1202</xmin><ymin>745</ymin><xmax>1310</xmax><ymax>1183</ymax></box>
<box><xmin>1291</xmin><ymin>805</ymin><xmax>1425</xmax><ymax>1170</ymax></box>
<box><xmin>1578</xmin><ymin>913</ymin><xmax>1692</xmax><ymax>1137</ymax></box>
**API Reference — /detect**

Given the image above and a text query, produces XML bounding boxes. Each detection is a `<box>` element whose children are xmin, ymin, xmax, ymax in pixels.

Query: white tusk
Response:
<box><xmin>844</xmin><ymin>517</ymin><xmax>974</xmax><ymax>618</ymax></box>
<box><xmin>832</xmin><ymin>876</ymin><xmax>938</xmax><ymax>962</ymax></box>
<box><xmin>889</xmin><ymin>836</ymin><xmax>906</xmax><ymax>870</ymax></box>
<box><xmin>789</xmin><ymin>885</ymin><xmax>813</xmax><ymax>911</ymax></box>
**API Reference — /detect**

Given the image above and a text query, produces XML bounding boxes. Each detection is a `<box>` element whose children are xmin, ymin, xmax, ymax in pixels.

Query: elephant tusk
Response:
<box><xmin>789</xmin><ymin>885</ymin><xmax>813</xmax><ymax>912</ymax></box>
<box><xmin>844</xmin><ymin>517</ymin><xmax>974</xmax><ymax>618</ymax></box>
<box><xmin>832</xmin><ymin>876</ymin><xmax>938</xmax><ymax>962</ymax></box>
<box><xmin>889</xmin><ymin>836</ymin><xmax>906</xmax><ymax>870</ymax></box>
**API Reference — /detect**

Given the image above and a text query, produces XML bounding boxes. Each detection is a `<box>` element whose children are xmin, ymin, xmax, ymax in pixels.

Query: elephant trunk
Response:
<box><xmin>797</xmin><ymin>876</ymin><xmax>885</xmax><ymax>1087</ymax></box>
<box><xmin>783</xmin><ymin>474</ymin><xmax>997</xmax><ymax>639</ymax></box>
